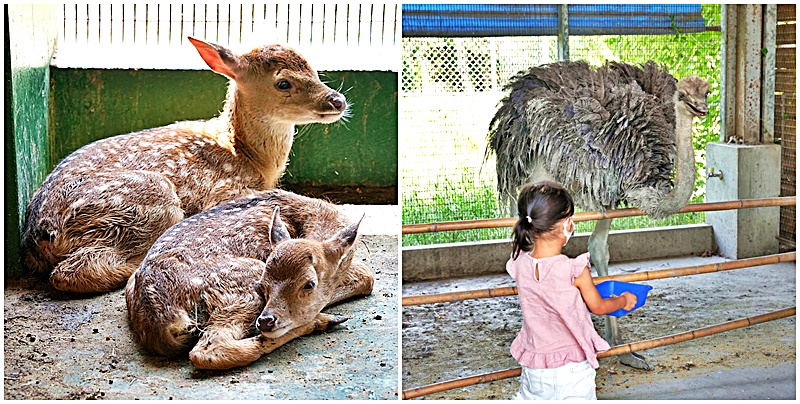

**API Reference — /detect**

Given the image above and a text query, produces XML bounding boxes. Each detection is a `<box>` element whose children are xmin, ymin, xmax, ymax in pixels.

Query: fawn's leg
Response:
<box><xmin>47</xmin><ymin>171</ymin><xmax>184</xmax><ymax>293</ymax></box>
<box><xmin>328</xmin><ymin>261</ymin><xmax>375</xmax><ymax>306</ymax></box>
<box><xmin>189</xmin><ymin>313</ymin><xmax>347</xmax><ymax>370</ymax></box>
<box><xmin>51</xmin><ymin>246</ymin><xmax>144</xmax><ymax>293</ymax></box>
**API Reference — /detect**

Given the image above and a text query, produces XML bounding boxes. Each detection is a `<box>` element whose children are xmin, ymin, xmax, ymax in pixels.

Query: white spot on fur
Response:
<box><xmin>139</xmin><ymin>141</ymin><xmax>152</xmax><ymax>148</ymax></box>
<box><xmin>190</xmin><ymin>277</ymin><xmax>204</xmax><ymax>286</ymax></box>
<box><xmin>223</xmin><ymin>163</ymin><xmax>233</xmax><ymax>172</ymax></box>
<box><xmin>70</xmin><ymin>198</ymin><xmax>85</xmax><ymax>209</ymax></box>
<box><xmin>165</xmin><ymin>160</ymin><xmax>176</xmax><ymax>169</ymax></box>
<box><xmin>110</xmin><ymin>195</ymin><xmax>123</xmax><ymax>205</ymax></box>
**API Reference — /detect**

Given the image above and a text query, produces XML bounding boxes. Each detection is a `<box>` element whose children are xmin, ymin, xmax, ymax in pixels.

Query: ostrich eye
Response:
<box><xmin>276</xmin><ymin>80</ymin><xmax>292</xmax><ymax>90</ymax></box>
<box><xmin>303</xmin><ymin>280</ymin><xmax>316</xmax><ymax>290</ymax></box>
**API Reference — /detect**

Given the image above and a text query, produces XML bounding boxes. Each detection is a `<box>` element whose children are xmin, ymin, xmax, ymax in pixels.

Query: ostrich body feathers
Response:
<box><xmin>488</xmin><ymin>60</ymin><xmax>680</xmax><ymax>213</ymax></box>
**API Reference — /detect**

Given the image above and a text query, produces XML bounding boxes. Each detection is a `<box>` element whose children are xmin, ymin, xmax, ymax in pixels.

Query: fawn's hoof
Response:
<box><xmin>618</xmin><ymin>352</ymin><xmax>652</xmax><ymax>371</ymax></box>
<box><xmin>315</xmin><ymin>314</ymin><xmax>350</xmax><ymax>331</ymax></box>
<box><xmin>329</xmin><ymin>315</ymin><xmax>349</xmax><ymax>327</ymax></box>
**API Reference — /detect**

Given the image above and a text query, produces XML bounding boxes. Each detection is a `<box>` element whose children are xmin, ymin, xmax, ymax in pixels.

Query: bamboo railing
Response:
<box><xmin>402</xmin><ymin>252</ymin><xmax>796</xmax><ymax>306</ymax></box>
<box><xmin>402</xmin><ymin>197</ymin><xmax>796</xmax><ymax>234</ymax></box>
<box><xmin>402</xmin><ymin>307</ymin><xmax>797</xmax><ymax>399</ymax></box>
<box><xmin>402</xmin><ymin>197</ymin><xmax>797</xmax><ymax>398</ymax></box>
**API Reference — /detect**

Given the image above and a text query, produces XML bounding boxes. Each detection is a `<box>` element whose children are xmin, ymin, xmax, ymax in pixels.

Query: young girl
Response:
<box><xmin>507</xmin><ymin>181</ymin><xmax>637</xmax><ymax>400</ymax></box>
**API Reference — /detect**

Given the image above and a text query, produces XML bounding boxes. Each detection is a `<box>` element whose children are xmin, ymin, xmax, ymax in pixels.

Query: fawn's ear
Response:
<box><xmin>269</xmin><ymin>207</ymin><xmax>291</xmax><ymax>245</ymax></box>
<box><xmin>324</xmin><ymin>214</ymin><xmax>363</xmax><ymax>259</ymax></box>
<box><xmin>188</xmin><ymin>37</ymin><xmax>240</xmax><ymax>80</ymax></box>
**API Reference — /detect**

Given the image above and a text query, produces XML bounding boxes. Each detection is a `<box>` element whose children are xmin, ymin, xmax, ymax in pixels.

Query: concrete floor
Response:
<box><xmin>4</xmin><ymin>205</ymin><xmax>400</xmax><ymax>400</ymax></box>
<box><xmin>402</xmin><ymin>254</ymin><xmax>796</xmax><ymax>400</ymax></box>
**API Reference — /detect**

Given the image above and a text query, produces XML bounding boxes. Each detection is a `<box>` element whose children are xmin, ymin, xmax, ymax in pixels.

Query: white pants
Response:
<box><xmin>515</xmin><ymin>361</ymin><xmax>597</xmax><ymax>400</ymax></box>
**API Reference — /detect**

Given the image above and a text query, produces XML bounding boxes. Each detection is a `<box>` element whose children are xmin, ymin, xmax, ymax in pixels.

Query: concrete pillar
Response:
<box><xmin>709</xmin><ymin>5</ymin><xmax>780</xmax><ymax>259</ymax></box>
<box><xmin>706</xmin><ymin>143</ymin><xmax>781</xmax><ymax>259</ymax></box>
<box><xmin>5</xmin><ymin>5</ymin><xmax>59</xmax><ymax>277</ymax></box>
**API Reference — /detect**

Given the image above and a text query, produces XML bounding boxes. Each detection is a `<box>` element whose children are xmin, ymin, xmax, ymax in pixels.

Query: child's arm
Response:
<box><xmin>573</xmin><ymin>266</ymin><xmax>637</xmax><ymax>315</ymax></box>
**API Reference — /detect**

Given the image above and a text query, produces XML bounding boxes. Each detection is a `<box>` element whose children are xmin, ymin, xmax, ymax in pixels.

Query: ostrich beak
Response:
<box><xmin>683</xmin><ymin>100</ymin><xmax>708</xmax><ymax>118</ymax></box>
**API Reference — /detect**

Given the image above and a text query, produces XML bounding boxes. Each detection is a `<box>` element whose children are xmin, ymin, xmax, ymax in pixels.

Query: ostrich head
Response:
<box><xmin>675</xmin><ymin>76</ymin><xmax>710</xmax><ymax>119</ymax></box>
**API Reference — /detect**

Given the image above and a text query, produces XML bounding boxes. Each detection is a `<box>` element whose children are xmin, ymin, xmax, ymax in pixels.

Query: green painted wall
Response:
<box><xmin>48</xmin><ymin>69</ymin><xmax>398</xmax><ymax>192</ymax></box>
<box><xmin>5</xmin><ymin>5</ymin><xmax>58</xmax><ymax>277</ymax></box>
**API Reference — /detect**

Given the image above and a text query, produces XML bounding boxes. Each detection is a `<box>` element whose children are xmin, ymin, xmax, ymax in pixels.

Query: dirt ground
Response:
<box><xmin>402</xmin><ymin>254</ymin><xmax>796</xmax><ymax>400</ymax></box>
<box><xmin>4</xmin><ymin>233</ymin><xmax>399</xmax><ymax>400</ymax></box>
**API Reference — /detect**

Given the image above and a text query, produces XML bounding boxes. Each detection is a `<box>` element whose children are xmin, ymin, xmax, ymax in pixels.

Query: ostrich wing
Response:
<box><xmin>608</xmin><ymin>61</ymin><xmax>678</xmax><ymax>138</ymax></box>
<box><xmin>489</xmin><ymin>61</ymin><xmax>676</xmax><ymax>212</ymax></box>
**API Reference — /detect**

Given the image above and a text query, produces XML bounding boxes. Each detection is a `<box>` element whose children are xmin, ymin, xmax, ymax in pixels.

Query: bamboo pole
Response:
<box><xmin>402</xmin><ymin>197</ymin><xmax>796</xmax><ymax>234</ymax></box>
<box><xmin>402</xmin><ymin>307</ymin><xmax>796</xmax><ymax>399</ymax></box>
<box><xmin>402</xmin><ymin>252</ymin><xmax>795</xmax><ymax>306</ymax></box>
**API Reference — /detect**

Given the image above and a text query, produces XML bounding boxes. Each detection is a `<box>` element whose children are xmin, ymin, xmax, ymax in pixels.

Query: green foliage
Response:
<box><xmin>403</xmin><ymin>170</ymin><xmax>510</xmax><ymax>246</ymax></box>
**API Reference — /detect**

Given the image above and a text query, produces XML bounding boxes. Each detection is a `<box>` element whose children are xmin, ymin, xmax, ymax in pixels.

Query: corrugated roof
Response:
<box><xmin>402</xmin><ymin>4</ymin><xmax>706</xmax><ymax>37</ymax></box>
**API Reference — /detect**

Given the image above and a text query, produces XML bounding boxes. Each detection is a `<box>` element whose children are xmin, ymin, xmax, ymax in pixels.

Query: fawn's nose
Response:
<box><xmin>328</xmin><ymin>92</ymin><xmax>346</xmax><ymax>111</ymax></box>
<box><xmin>257</xmin><ymin>313</ymin><xmax>277</xmax><ymax>332</ymax></box>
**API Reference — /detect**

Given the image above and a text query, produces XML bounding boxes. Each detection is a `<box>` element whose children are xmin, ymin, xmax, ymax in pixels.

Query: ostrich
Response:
<box><xmin>487</xmin><ymin>60</ymin><xmax>709</xmax><ymax>369</ymax></box>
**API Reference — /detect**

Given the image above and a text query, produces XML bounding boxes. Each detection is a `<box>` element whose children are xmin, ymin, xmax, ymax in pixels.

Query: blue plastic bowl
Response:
<box><xmin>595</xmin><ymin>281</ymin><xmax>653</xmax><ymax>317</ymax></box>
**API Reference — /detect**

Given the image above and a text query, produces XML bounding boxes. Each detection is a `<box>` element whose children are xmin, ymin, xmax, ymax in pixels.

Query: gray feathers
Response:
<box><xmin>488</xmin><ymin>60</ymin><xmax>680</xmax><ymax>213</ymax></box>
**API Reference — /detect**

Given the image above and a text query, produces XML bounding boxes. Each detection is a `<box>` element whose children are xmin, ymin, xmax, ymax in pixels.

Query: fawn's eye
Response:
<box><xmin>303</xmin><ymin>280</ymin><xmax>316</xmax><ymax>290</ymax></box>
<box><xmin>276</xmin><ymin>80</ymin><xmax>292</xmax><ymax>90</ymax></box>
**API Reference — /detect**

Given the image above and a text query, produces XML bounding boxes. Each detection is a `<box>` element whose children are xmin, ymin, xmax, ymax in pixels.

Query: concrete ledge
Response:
<box><xmin>402</xmin><ymin>224</ymin><xmax>716</xmax><ymax>282</ymax></box>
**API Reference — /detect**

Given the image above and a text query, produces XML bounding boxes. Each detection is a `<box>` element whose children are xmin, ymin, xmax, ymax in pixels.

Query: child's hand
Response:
<box><xmin>621</xmin><ymin>292</ymin><xmax>637</xmax><ymax>311</ymax></box>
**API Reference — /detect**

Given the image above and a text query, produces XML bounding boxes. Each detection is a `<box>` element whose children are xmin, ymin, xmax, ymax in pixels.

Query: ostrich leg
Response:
<box><xmin>588</xmin><ymin>218</ymin><xmax>652</xmax><ymax>370</ymax></box>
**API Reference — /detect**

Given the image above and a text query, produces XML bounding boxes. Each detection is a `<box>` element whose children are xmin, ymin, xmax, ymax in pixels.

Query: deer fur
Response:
<box><xmin>20</xmin><ymin>37</ymin><xmax>348</xmax><ymax>293</ymax></box>
<box><xmin>125</xmin><ymin>189</ymin><xmax>374</xmax><ymax>370</ymax></box>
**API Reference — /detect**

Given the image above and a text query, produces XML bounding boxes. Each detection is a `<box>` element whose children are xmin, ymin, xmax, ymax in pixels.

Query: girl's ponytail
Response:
<box><xmin>510</xmin><ymin>181</ymin><xmax>574</xmax><ymax>259</ymax></box>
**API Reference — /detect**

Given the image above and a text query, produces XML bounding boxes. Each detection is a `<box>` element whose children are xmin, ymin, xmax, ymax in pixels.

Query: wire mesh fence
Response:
<box><xmin>401</xmin><ymin>5</ymin><xmax>722</xmax><ymax>246</ymax></box>
<box><xmin>776</xmin><ymin>4</ymin><xmax>796</xmax><ymax>247</ymax></box>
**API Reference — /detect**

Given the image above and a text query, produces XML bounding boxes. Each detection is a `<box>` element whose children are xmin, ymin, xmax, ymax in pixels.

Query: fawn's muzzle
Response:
<box><xmin>256</xmin><ymin>312</ymin><xmax>278</xmax><ymax>332</ymax></box>
<box><xmin>327</xmin><ymin>92</ymin><xmax>347</xmax><ymax>112</ymax></box>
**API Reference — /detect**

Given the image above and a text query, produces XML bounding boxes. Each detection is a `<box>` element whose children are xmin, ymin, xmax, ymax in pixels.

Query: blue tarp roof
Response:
<box><xmin>402</xmin><ymin>4</ymin><xmax>707</xmax><ymax>37</ymax></box>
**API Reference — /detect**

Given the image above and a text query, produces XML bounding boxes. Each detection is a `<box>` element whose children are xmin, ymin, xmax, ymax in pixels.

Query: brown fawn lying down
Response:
<box><xmin>20</xmin><ymin>37</ymin><xmax>348</xmax><ymax>293</ymax></box>
<box><xmin>125</xmin><ymin>189</ymin><xmax>374</xmax><ymax>370</ymax></box>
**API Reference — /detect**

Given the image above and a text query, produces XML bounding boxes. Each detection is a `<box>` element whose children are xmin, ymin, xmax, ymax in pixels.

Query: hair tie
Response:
<box><xmin>525</xmin><ymin>215</ymin><xmax>532</xmax><ymax>224</ymax></box>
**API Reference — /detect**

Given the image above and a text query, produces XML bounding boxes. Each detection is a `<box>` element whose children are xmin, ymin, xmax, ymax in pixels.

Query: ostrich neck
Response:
<box><xmin>223</xmin><ymin>85</ymin><xmax>295</xmax><ymax>188</ymax></box>
<box><xmin>659</xmin><ymin>109</ymin><xmax>698</xmax><ymax>213</ymax></box>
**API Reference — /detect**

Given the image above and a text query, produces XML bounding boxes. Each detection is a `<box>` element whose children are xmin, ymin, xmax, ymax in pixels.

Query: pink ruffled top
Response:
<box><xmin>506</xmin><ymin>252</ymin><xmax>610</xmax><ymax>369</ymax></box>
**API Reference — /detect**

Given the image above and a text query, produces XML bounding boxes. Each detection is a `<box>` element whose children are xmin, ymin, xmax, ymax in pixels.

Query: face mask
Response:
<box><xmin>563</xmin><ymin>218</ymin><xmax>574</xmax><ymax>246</ymax></box>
